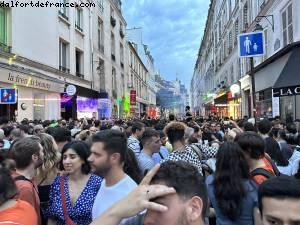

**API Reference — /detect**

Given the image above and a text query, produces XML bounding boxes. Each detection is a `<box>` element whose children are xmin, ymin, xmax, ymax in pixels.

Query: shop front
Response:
<box><xmin>61</xmin><ymin>85</ymin><xmax>99</xmax><ymax>120</ymax></box>
<box><xmin>254</xmin><ymin>42</ymin><xmax>300</xmax><ymax>121</ymax></box>
<box><xmin>214</xmin><ymin>92</ymin><xmax>228</xmax><ymax>118</ymax></box>
<box><xmin>0</xmin><ymin>65</ymin><xmax>64</xmax><ymax>121</ymax></box>
<box><xmin>227</xmin><ymin>91</ymin><xmax>242</xmax><ymax>120</ymax></box>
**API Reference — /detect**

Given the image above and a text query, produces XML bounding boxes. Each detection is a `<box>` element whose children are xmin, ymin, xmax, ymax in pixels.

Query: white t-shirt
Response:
<box><xmin>92</xmin><ymin>174</ymin><xmax>137</xmax><ymax>220</ymax></box>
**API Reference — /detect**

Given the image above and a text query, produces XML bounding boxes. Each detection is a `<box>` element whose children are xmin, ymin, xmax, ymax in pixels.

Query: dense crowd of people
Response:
<box><xmin>1</xmin><ymin>112</ymin><xmax>300</xmax><ymax>225</ymax></box>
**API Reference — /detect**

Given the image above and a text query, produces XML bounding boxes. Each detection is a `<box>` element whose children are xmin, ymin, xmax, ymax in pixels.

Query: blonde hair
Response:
<box><xmin>36</xmin><ymin>133</ymin><xmax>60</xmax><ymax>184</ymax></box>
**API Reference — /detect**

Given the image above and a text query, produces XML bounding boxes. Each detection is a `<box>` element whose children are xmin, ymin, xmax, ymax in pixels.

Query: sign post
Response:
<box><xmin>238</xmin><ymin>31</ymin><xmax>265</xmax><ymax>121</ymax></box>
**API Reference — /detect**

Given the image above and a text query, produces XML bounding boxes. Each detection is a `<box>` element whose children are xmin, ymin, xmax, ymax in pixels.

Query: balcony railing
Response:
<box><xmin>0</xmin><ymin>42</ymin><xmax>11</xmax><ymax>53</ymax></box>
<box><xmin>58</xmin><ymin>10</ymin><xmax>69</xmax><ymax>20</ymax></box>
<box><xmin>75</xmin><ymin>23</ymin><xmax>83</xmax><ymax>32</ymax></box>
<box><xmin>59</xmin><ymin>66</ymin><xmax>70</xmax><ymax>73</ymax></box>
<box><xmin>76</xmin><ymin>72</ymin><xmax>84</xmax><ymax>79</ymax></box>
<box><xmin>111</xmin><ymin>54</ymin><xmax>116</xmax><ymax>61</ymax></box>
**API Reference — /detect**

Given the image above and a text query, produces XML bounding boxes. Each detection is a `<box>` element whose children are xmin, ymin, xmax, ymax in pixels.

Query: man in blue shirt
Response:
<box><xmin>138</xmin><ymin>129</ymin><xmax>161</xmax><ymax>176</ymax></box>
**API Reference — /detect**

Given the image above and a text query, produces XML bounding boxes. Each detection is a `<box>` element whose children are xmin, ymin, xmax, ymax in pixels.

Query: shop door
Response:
<box><xmin>0</xmin><ymin>104</ymin><xmax>17</xmax><ymax>121</ymax></box>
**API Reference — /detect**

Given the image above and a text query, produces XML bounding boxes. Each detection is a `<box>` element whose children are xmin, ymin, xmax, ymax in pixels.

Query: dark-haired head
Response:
<box><xmin>59</xmin><ymin>141</ymin><xmax>91</xmax><ymax>174</ymax></box>
<box><xmin>258</xmin><ymin>119</ymin><xmax>272</xmax><ymax>135</ymax></box>
<box><xmin>212</xmin><ymin>142</ymin><xmax>250</xmax><ymax>221</ymax></box>
<box><xmin>151</xmin><ymin>161</ymin><xmax>208</xmax><ymax>219</ymax></box>
<box><xmin>0</xmin><ymin>166</ymin><xmax>17</xmax><ymax>206</ymax></box>
<box><xmin>236</xmin><ymin>132</ymin><xmax>265</xmax><ymax>160</ymax></box>
<box><xmin>164</xmin><ymin>122</ymin><xmax>186</xmax><ymax>145</ymax></box>
<box><xmin>258</xmin><ymin>176</ymin><xmax>300</xmax><ymax>215</ymax></box>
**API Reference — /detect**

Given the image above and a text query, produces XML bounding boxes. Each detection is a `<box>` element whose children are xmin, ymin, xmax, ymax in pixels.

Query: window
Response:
<box><xmin>111</xmin><ymin>33</ymin><xmax>115</xmax><ymax>60</ymax></box>
<box><xmin>59</xmin><ymin>40</ymin><xmax>69</xmax><ymax>73</ymax></box>
<box><xmin>75</xmin><ymin>7</ymin><xmax>83</xmax><ymax>31</ymax></box>
<box><xmin>98</xmin><ymin>18</ymin><xmax>104</xmax><ymax>53</ymax></box>
<box><xmin>121</xmin><ymin>73</ymin><xmax>125</xmax><ymax>95</ymax></box>
<box><xmin>228</xmin><ymin>31</ymin><xmax>233</xmax><ymax>53</ymax></box>
<box><xmin>282</xmin><ymin>3</ymin><xmax>293</xmax><ymax>46</ymax></box>
<box><xmin>59</xmin><ymin>0</ymin><xmax>68</xmax><ymax>20</ymax></box>
<box><xmin>75</xmin><ymin>49</ymin><xmax>83</xmax><ymax>78</ymax></box>
<box><xmin>0</xmin><ymin>8</ymin><xmax>7</xmax><ymax>45</ymax></box>
<box><xmin>112</xmin><ymin>67</ymin><xmax>117</xmax><ymax>95</ymax></box>
<box><xmin>98</xmin><ymin>58</ymin><xmax>105</xmax><ymax>91</ymax></box>
<box><xmin>120</xmin><ymin>43</ymin><xmax>124</xmax><ymax>68</ymax></box>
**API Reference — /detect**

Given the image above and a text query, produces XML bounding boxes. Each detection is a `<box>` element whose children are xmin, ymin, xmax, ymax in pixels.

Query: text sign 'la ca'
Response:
<box><xmin>238</xmin><ymin>31</ymin><xmax>265</xmax><ymax>57</ymax></box>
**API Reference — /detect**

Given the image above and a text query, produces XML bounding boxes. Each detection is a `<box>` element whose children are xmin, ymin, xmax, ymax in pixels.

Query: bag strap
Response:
<box><xmin>264</xmin><ymin>154</ymin><xmax>280</xmax><ymax>176</ymax></box>
<box><xmin>14</xmin><ymin>175</ymin><xmax>32</xmax><ymax>183</ymax></box>
<box><xmin>60</xmin><ymin>176</ymin><xmax>72</xmax><ymax>223</ymax></box>
<box><xmin>158</xmin><ymin>152</ymin><xmax>164</xmax><ymax>160</ymax></box>
<box><xmin>250</xmin><ymin>168</ymin><xmax>275</xmax><ymax>179</ymax></box>
<box><xmin>190</xmin><ymin>144</ymin><xmax>202</xmax><ymax>161</ymax></box>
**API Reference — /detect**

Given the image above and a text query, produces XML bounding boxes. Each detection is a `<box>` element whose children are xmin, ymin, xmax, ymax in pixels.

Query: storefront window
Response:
<box><xmin>256</xmin><ymin>89</ymin><xmax>273</xmax><ymax>118</ymax></box>
<box><xmin>281</xmin><ymin>96</ymin><xmax>295</xmax><ymax>122</ymax></box>
<box><xmin>33</xmin><ymin>93</ymin><xmax>45</xmax><ymax>120</ymax></box>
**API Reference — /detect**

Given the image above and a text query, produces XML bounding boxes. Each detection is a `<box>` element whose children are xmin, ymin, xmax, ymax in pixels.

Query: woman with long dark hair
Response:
<box><xmin>46</xmin><ymin>141</ymin><xmax>102</xmax><ymax>225</ymax></box>
<box><xmin>206</xmin><ymin>142</ymin><xmax>260</xmax><ymax>225</ymax></box>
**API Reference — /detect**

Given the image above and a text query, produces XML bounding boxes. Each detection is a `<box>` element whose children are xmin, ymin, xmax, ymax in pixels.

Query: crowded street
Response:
<box><xmin>1</xmin><ymin>0</ymin><xmax>300</xmax><ymax>225</ymax></box>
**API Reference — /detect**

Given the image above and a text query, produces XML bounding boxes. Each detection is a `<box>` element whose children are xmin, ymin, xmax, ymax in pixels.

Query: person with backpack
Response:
<box><xmin>10</xmin><ymin>136</ymin><xmax>44</xmax><ymax>225</ymax></box>
<box><xmin>206</xmin><ymin>142</ymin><xmax>260</xmax><ymax>225</ymax></box>
<box><xmin>237</xmin><ymin>132</ymin><xmax>276</xmax><ymax>185</ymax></box>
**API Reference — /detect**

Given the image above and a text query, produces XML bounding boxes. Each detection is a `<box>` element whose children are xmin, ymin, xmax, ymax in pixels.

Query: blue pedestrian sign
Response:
<box><xmin>238</xmin><ymin>31</ymin><xmax>265</xmax><ymax>57</ymax></box>
<box><xmin>0</xmin><ymin>88</ymin><xmax>17</xmax><ymax>104</ymax></box>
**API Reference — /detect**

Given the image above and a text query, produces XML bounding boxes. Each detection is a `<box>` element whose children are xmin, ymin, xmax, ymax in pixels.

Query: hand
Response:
<box><xmin>106</xmin><ymin>165</ymin><xmax>176</xmax><ymax>219</ymax></box>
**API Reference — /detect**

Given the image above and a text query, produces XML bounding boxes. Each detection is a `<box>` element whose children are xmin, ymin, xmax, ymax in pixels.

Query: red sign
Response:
<box><xmin>130</xmin><ymin>90</ymin><xmax>136</xmax><ymax>105</ymax></box>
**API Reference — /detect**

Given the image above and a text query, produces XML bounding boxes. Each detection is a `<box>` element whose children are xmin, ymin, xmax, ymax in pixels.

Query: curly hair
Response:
<box><xmin>37</xmin><ymin>133</ymin><xmax>60</xmax><ymax>183</ymax></box>
<box><xmin>164</xmin><ymin>122</ymin><xmax>186</xmax><ymax>144</ymax></box>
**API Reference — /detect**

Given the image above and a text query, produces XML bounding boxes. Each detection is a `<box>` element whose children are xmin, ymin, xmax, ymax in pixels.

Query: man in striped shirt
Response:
<box><xmin>127</xmin><ymin>121</ymin><xmax>145</xmax><ymax>157</ymax></box>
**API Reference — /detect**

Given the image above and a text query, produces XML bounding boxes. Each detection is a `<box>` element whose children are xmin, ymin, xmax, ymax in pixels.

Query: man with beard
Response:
<box><xmin>88</xmin><ymin>130</ymin><xmax>138</xmax><ymax>221</ymax></box>
<box><xmin>10</xmin><ymin>136</ymin><xmax>44</xmax><ymax>225</ymax></box>
<box><xmin>91</xmin><ymin>161</ymin><xmax>207</xmax><ymax>225</ymax></box>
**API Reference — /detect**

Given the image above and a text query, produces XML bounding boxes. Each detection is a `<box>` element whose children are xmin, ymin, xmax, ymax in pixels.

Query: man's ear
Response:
<box><xmin>186</xmin><ymin>196</ymin><xmax>203</xmax><ymax>222</ymax></box>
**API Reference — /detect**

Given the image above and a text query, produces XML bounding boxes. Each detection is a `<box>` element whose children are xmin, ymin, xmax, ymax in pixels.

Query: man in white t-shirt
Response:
<box><xmin>88</xmin><ymin>129</ymin><xmax>138</xmax><ymax>220</ymax></box>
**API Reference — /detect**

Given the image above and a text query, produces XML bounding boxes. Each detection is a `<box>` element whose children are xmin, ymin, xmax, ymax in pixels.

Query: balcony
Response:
<box><xmin>59</xmin><ymin>66</ymin><xmax>70</xmax><ymax>73</ymax></box>
<box><xmin>76</xmin><ymin>72</ymin><xmax>84</xmax><ymax>79</ymax></box>
<box><xmin>111</xmin><ymin>54</ymin><xmax>116</xmax><ymax>61</ymax></box>
<box><xmin>75</xmin><ymin>24</ymin><xmax>83</xmax><ymax>32</ymax></box>
<box><xmin>0</xmin><ymin>42</ymin><xmax>11</xmax><ymax>53</ymax></box>
<box><xmin>110</xmin><ymin>16</ymin><xmax>116</xmax><ymax>27</ymax></box>
<box><xmin>58</xmin><ymin>10</ymin><xmax>69</xmax><ymax>21</ymax></box>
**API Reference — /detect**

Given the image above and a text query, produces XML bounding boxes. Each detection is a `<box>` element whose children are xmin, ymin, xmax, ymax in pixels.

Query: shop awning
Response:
<box><xmin>272</xmin><ymin>47</ymin><xmax>300</xmax><ymax>97</ymax></box>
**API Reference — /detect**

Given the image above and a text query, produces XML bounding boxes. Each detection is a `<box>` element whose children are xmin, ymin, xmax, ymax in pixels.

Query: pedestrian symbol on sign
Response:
<box><xmin>244</xmin><ymin>37</ymin><xmax>252</xmax><ymax>54</ymax></box>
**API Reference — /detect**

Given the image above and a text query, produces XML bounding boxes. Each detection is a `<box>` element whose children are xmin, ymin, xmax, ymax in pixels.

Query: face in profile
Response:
<box><xmin>88</xmin><ymin>142</ymin><xmax>112</xmax><ymax>177</ymax></box>
<box><xmin>261</xmin><ymin>197</ymin><xmax>300</xmax><ymax>225</ymax></box>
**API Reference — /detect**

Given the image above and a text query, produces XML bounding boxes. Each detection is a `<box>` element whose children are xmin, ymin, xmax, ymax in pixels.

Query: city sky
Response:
<box><xmin>123</xmin><ymin>0</ymin><xmax>210</xmax><ymax>89</ymax></box>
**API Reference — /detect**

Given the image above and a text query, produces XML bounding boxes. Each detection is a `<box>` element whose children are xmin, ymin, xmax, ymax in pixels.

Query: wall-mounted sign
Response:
<box><xmin>66</xmin><ymin>85</ymin><xmax>77</xmax><ymax>96</ymax></box>
<box><xmin>273</xmin><ymin>85</ymin><xmax>300</xmax><ymax>97</ymax></box>
<box><xmin>0</xmin><ymin>88</ymin><xmax>17</xmax><ymax>104</ymax></box>
<box><xmin>0</xmin><ymin>68</ymin><xmax>64</xmax><ymax>93</ymax></box>
<box><xmin>130</xmin><ymin>90</ymin><xmax>136</xmax><ymax>105</ymax></box>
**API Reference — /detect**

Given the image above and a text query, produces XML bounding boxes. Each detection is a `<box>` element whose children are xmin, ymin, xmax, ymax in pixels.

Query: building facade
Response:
<box><xmin>192</xmin><ymin>0</ymin><xmax>300</xmax><ymax>121</ymax></box>
<box><xmin>0</xmin><ymin>0</ymin><xmax>143</xmax><ymax>120</ymax></box>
